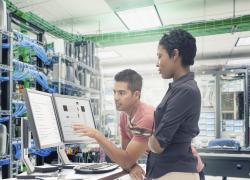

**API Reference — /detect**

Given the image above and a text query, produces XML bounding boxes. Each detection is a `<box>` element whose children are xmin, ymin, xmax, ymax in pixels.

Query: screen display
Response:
<box><xmin>24</xmin><ymin>89</ymin><xmax>62</xmax><ymax>148</ymax></box>
<box><xmin>53</xmin><ymin>94</ymin><xmax>96</xmax><ymax>143</ymax></box>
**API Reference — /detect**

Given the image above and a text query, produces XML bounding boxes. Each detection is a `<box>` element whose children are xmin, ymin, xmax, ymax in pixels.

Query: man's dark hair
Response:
<box><xmin>159</xmin><ymin>29</ymin><xmax>197</xmax><ymax>67</ymax></box>
<box><xmin>114</xmin><ymin>69</ymin><xmax>142</xmax><ymax>92</ymax></box>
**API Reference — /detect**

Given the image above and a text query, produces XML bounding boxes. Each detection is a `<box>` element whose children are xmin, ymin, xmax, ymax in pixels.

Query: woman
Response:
<box><xmin>146</xmin><ymin>29</ymin><xmax>202</xmax><ymax>180</ymax></box>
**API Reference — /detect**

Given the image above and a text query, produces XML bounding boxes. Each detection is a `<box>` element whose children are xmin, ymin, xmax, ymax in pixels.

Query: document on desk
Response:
<box><xmin>28</xmin><ymin>92</ymin><xmax>62</xmax><ymax>147</ymax></box>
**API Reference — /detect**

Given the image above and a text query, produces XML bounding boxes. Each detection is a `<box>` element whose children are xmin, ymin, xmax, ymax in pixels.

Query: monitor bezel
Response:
<box><xmin>52</xmin><ymin>93</ymin><xmax>96</xmax><ymax>144</ymax></box>
<box><xmin>24</xmin><ymin>89</ymin><xmax>63</xmax><ymax>149</ymax></box>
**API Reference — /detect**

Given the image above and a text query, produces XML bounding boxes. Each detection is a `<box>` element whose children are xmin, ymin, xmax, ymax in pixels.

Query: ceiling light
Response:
<box><xmin>97</xmin><ymin>51</ymin><xmax>120</xmax><ymax>59</ymax></box>
<box><xmin>227</xmin><ymin>59</ymin><xmax>250</xmax><ymax>66</ymax></box>
<box><xmin>235</xmin><ymin>37</ymin><xmax>250</xmax><ymax>46</ymax></box>
<box><xmin>116</xmin><ymin>5</ymin><xmax>162</xmax><ymax>30</ymax></box>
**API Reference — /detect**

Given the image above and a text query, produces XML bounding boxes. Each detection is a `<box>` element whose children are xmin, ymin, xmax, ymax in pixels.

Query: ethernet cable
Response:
<box><xmin>0</xmin><ymin>60</ymin><xmax>55</xmax><ymax>92</ymax></box>
<box><xmin>0</xmin><ymin>102</ymin><xmax>27</xmax><ymax>123</ymax></box>
<box><xmin>29</xmin><ymin>140</ymin><xmax>53</xmax><ymax>157</ymax></box>
<box><xmin>1</xmin><ymin>43</ymin><xmax>10</xmax><ymax>49</ymax></box>
<box><xmin>13</xmin><ymin>31</ymin><xmax>33</xmax><ymax>42</ymax></box>
<box><xmin>15</xmin><ymin>39</ymin><xmax>51</xmax><ymax>65</ymax></box>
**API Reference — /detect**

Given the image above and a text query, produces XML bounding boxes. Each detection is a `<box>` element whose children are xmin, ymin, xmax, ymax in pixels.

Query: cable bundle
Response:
<box><xmin>13</xmin><ymin>31</ymin><xmax>51</xmax><ymax>65</ymax></box>
<box><xmin>12</xmin><ymin>140</ymin><xmax>54</xmax><ymax>159</ymax></box>
<box><xmin>15</xmin><ymin>40</ymin><xmax>50</xmax><ymax>65</ymax></box>
<box><xmin>12</xmin><ymin>141</ymin><xmax>21</xmax><ymax>160</ymax></box>
<box><xmin>1</xmin><ymin>43</ymin><xmax>10</xmax><ymax>49</ymax></box>
<box><xmin>12</xmin><ymin>102</ymin><xmax>27</xmax><ymax>118</ymax></box>
<box><xmin>29</xmin><ymin>140</ymin><xmax>53</xmax><ymax>157</ymax></box>
<box><xmin>0</xmin><ymin>102</ymin><xmax>27</xmax><ymax>123</ymax></box>
<box><xmin>29</xmin><ymin>148</ymin><xmax>53</xmax><ymax>157</ymax></box>
<box><xmin>0</xmin><ymin>158</ymin><xmax>10</xmax><ymax>166</ymax></box>
<box><xmin>0</xmin><ymin>60</ymin><xmax>55</xmax><ymax>93</ymax></box>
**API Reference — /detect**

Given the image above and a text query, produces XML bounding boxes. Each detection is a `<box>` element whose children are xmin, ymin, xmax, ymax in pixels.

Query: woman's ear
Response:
<box><xmin>173</xmin><ymin>49</ymin><xmax>180</xmax><ymax>61</ymax></box>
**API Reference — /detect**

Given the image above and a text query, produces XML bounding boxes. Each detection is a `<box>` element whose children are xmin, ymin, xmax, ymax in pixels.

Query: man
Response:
<box><xmin>73</xmin><ymin>69</ymin><xmax>204</xmax><ymax>180</ymax></box>
<box><xmin>73</xmin><ymin>69</ymin><xmax>155</xmax><ymax>179</ymax></box>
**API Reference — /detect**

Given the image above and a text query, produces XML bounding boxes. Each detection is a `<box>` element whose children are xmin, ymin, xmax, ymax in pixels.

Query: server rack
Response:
<box><xmin>0</xmin><ymin>13</ymin><xmax>13</xmax><ymax>178</ymax></box>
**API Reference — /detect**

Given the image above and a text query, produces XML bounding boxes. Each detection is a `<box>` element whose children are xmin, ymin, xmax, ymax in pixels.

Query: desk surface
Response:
<box><xmin>57</xmin><ymin>168</ymin><xmax>128</xmax><ymax>180</ymax></box>
<box><xmin>199</xmin><ymin>152</ymin><xmax>250</xmax><ymax>158</ymax></box>
<box><xmin>10</xmin><ymin>165</ymin><xmax>147</xmax><ymax>180</ymax></box>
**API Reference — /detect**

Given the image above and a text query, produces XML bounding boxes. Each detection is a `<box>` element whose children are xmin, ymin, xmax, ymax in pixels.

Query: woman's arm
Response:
<box><xmin>148</xmin><ymin>135</ymin><xmax>164</xmax><ymax>153</ymax></box>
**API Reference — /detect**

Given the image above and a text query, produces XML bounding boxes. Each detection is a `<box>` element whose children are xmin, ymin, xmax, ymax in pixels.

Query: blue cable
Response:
<box><xmin>29</xmin><ymin>140</ymin><xmax>53</xmax><ymax>157</ymax></box>
<box><xmin>29</xmin><ymin>148</ymin><xmax>53</xmax><ymax>157</ymax></box>
<box><xmin>16</xmin><ymin>40</ymin><xmax>51</xmax><ymax>65</ymax></box>
<box><xmin>13</xmin><ymin>31</ymin><xmax>51</xmax><ymax>65</ymax></box>
<box><xmin>2</xmin><ymin>43</ymin><xmax>10</xmax><ymax>49</ymax></box>
<box><xmin>13</xmin><ymin>59</ymin><xmax>36</xmax><ymax>70</ymax></box>
<box><xmin>2</xmin><ymin>34</ymin><xmax>8</xmax><ymax>40</ymax></box>
<box><xmin>12</xmin><ymin>142</ymin><xmax>21</xmax><ymax>160</ymax></box>
<box><xmin>0</xmin><ymin>77</ymin><xmax>9</xmax><ymax>81</ymax></box>
<box><xmin>1</xmin><ymin>60</ymin><xmax>55</xmax><ymax>92</ymax></box>
<box><xmin>0</xmin><ymin>116</ymin><xmax>10</xmax><ymax>123</ymax></box>
<box><xmin>0</xmin><ymin>102</ymin><xmax>27</xmax><ymax>122</ymax></box>
<box><xmin>0</xmin><ymin>158</ymin><xmax>10</xmax><ymax>166</ymax></box>
<box><xmin>13</xmin><ymin>31</ymin><xmax>35</xmax><ymax>43</ymax></box>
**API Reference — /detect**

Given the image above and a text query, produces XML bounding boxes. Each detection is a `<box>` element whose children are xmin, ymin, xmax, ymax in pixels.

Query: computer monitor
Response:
<box><xmin>24</xmin><ymin>89</ymin><xmax>62</xmax><ymax>149</ymax></box>
<box><xmin>52</xmin><ymin>94</ymin><xmax>96</xmax><ymax>144</ymax></box>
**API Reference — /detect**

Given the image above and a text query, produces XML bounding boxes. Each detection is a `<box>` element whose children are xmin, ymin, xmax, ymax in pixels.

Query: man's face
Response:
<box><xmin>156</xmin><ymin>45</ymin><xmax>176</xmax><ymax>79</ymax></box>
<box><xmin>113</xmin><ymin>81</ymin><xmax>139</xmax><ymax>112</ymax></box>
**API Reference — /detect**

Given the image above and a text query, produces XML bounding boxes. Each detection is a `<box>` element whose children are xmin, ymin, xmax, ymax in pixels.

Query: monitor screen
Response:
<box><xmin>52</xmin><ymin>94</ymin><xmax>96</xmax><ymax>143</ymax></box>
<box><xmin>24</xmin><ymin>89</ymin><xmax>62</xmax><ymax>149</ymax></box>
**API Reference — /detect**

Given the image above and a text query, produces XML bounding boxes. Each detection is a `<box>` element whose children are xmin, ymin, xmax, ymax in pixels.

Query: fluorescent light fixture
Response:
<box><xmin>116</xmin><ymin>5</ymin><xmax>162</xmax><ymax>30</ymax></box>
<box><xmin>97</xmin><ymin>51</ymin><xmax>120</xmax><ymax>59</ymax></box>
<box><xmin>235</xmin><ymin>37</ymin><xmax>250</xmax><ymax>46</ymax></box>
<box><xmin>227</xmin><ymin>59</ymin><xmax>250</xmax><ymax>66</ymax></box>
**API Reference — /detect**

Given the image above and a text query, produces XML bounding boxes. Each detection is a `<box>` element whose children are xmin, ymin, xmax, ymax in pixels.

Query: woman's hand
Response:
<box><xmin>129</xmin><ymin>164</ymin><xmax>145</xmax><ymax>180</ymax></box>
<box><xmin>72</xmin><ymin>124</ymin><xmax>98</xmax><ymax>138</ymax></box>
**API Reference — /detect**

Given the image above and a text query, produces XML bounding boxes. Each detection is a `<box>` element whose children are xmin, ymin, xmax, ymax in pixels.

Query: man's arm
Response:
<box><xmin>95</xmin><ymin>131</ymin><xmax>147</xmax><ymax>170</ymax></box>
<box><xmin>121</xmin><ymin>138</ymin><xmax>130</xmax><ymax>150</ymax></box>
<box><xmin>73</xmin><ymin>124</ymin><xmax>148</xmax><ymax>170</ymax></box>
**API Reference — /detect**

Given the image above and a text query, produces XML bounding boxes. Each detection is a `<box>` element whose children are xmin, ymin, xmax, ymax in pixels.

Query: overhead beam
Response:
<box><xmin>86</xmin><ymin>15</ymin><xmax>250</xmax><ymax>47</ymax></box>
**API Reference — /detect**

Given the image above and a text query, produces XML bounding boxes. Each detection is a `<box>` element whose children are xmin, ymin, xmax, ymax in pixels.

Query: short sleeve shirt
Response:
<box><xmin>119</xmin><ymin>102</ymin><xmax>155</xmax><ymax>143</ymax></box>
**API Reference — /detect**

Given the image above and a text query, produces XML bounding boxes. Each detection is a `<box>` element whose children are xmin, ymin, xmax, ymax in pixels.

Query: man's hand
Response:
<box><xmin>191</xmin><ymin>146</ymin><xmax>204</xmax><ymax>172</ymax></box>
<box><xmin>129</xmin><ymin>164</ymin><xmax>145</xmax><ymax>180</ymax></box>
<box><xmin>72</xmin><ymin>124</ymin><xmax>99</xmax><ymax>138</ymax></box>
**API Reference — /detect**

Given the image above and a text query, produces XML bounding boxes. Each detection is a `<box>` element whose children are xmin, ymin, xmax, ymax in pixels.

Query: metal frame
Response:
<box><xmin>218</xmin><ymin>69</ymin><xmax>249</xmax><ymax>147</ymax></box>
<box><xmin>0</xmin><ymin>12</ymin><xmax>13</xmax><ymax>178</ymax></box>
<box><xmin>21</xmin><ymin>118</ymin><xmax>35</xmax><ymax>174</ymax></box>
<box><xmin>244</xmin><ymin>70</ymin><xmax>249</xmax><ymax>147</ymax></box>
<box><xmin>10</xmin><ymin>11</ymin><xmax>46</xmax><ymax>168</ymax></box>
<box><xmin>215</xmin><ymin>73</ymin><xmax>221</xmax><ymax>138</ymax></box>
<box><xmin>196</xmin><ymin>68</ymin><xmax>249</xmax><ymax>147</ymax></box>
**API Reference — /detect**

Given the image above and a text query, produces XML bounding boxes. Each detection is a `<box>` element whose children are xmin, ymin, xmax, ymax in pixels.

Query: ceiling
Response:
<box><xmin>9</xmin><ymin>0</ymin><xmax>250</xmax><ymax>76</ymax></box>
<box><xmin>10</xmin><ymin>0</ymin><xmax>250</xmax><ymax>34</ymax></box>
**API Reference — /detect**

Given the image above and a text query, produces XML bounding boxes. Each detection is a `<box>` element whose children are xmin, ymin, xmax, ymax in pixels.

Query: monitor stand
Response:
<box><xmin>17</xmin><ymin>119</ymin><xmax>59</xmax><ymax>179</ymax></box>
<box><xmin>57</xmin><ymin>144</ymin><xmax>77</xmax><ymax>169</ymax></box>
<box><xmin>21</xmin><ymin>119</ymin><xmax>35</xmax><ymax>174</ymax></box>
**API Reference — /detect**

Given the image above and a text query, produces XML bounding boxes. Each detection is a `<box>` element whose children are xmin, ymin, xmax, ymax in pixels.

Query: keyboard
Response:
<box><xmin>73</xmin><ymin>163</ymin><xmax>119</xmax><ymax>174</ymax></box>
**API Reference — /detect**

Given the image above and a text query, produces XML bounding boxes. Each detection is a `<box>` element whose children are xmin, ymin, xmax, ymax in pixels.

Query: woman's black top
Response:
<box><xmin>146</xmin><ymin>72</ymin><xmax>201</xmax><ymax>179</ymax></box>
